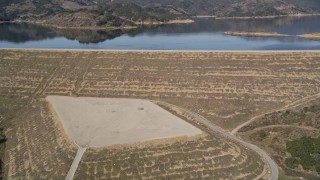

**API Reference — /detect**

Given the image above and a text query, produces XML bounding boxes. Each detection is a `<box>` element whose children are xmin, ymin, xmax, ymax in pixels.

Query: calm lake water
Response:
<box><xmin>1</xmin><ymin>16</ymin><xmax>320</xmax><ymax>50</ymax></box>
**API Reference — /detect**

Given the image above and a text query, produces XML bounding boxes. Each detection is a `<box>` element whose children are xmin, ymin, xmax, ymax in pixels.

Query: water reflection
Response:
<box><xmin>1</xmin><ymin>15</ymin><xmax>320</xmax><ymax>49</ymax></box>
<box><xmin>0</xmin><ymin>23</ymin><xmax>133</xmax><ymax>44</ymax></box>
<box><xmin>55</xmin><ymin>29</ymin><xmax>127</xmax><ymax>44</ymax></box>
<box><xmin>0</xmin><ymin>23</ymin><xmax>57</xmax><ymax>43</ymax></box>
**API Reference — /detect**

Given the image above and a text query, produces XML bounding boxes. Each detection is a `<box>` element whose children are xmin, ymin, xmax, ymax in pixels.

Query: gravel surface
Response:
<box><xmin>47</xmin><ymin>96</ymin><xmax>202</xmax><ymax>147</ymax></box>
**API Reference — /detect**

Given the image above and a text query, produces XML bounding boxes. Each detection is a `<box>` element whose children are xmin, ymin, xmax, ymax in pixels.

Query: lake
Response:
<box><xmin>1</xmin><ymin>15</ymin><xmax>320</xmax><ymax>50</ymax></box>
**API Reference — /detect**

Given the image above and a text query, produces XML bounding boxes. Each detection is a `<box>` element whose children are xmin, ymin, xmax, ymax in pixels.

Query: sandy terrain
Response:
<box><xmin>300</xmin><ymin>32</ymin><xmax>320</xmax><ymax>41</ymax></box>
<box><xmin>46</xmin><ymin>96</ymin><xmax>202</xmax><ymax>147</ymax></box>
<box><xmin>225</xmin><ymin>31</ymin><xmax>289</xmax><ymax>37</ymax></box>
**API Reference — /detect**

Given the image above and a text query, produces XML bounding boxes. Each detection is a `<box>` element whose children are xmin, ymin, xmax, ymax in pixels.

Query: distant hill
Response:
<box><xmin>114</xmin><ymin>0</ymin><xmax>320</xmax><ymax>16</ymax></box>
<box><xmin>0</xmin><ymin>0</ymin><xmax>191</xmax><ymax>28</ymax></box>
<box><xmin>1</xmin><ymin>0</ymin><xmax>320</xmax><ymax>29</ymax></box>
<box><xmin>282</xmin><ymin>0</ymin><xmax>320</xmax><ymax>10</ymax></box>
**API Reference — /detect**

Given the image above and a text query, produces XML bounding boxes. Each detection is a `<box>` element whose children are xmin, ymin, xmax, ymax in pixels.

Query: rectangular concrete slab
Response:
<box><xmin>46</xmin><ymin>96</ymin><xmax>202</xmax><ymax>147</ymax></box>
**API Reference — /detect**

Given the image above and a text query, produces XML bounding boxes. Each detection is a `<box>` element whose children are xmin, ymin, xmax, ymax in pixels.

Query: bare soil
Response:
<box><xmin>47</xmin><ymin>96</ymin><xmax>202</xmax><ymax>147</ymax></box>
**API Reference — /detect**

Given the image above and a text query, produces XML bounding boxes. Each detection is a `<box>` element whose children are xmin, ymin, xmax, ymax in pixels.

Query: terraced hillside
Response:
<box><xmin>0</xmin><ymin>49</ymin><xmax>320</xmax><ymax>178</ymax></box>
<box><xmin>76</xmin><ymin>134</ymin><xmax>266</xmax><ymax>179</ymax></box>
<box><xmin>3</xmin><ymin>100</ymin><xmax>77</xmax><ymax>178</ymax></box>
<box><xmin>2</xmin><ymin>98</ymin><xmax>269</xmax><ymax>179</ymax></box>
<box><xmin>238</xmin><ymin>97</ymin><xmax>320</xmax><ymax>179</ymax></box>
<box><xmin>1</xmin><ymin>50</ymin><xmax>320</xmax><ymax>129</ymax></box>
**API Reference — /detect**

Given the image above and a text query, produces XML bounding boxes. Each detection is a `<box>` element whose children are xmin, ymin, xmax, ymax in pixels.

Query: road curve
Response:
<box><xmin>153</xmin><ymin>100</ymin><xmax>278</xmax><ymax>180</ymax></box>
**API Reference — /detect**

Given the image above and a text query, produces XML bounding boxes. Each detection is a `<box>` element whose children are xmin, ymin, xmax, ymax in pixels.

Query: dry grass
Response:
<box><xmin>76</xmin><ymin>134</ymin><xmax>266</xmax><ymax>179</ymax></box>
<box><xmin>2</xmin><ymin>50</ymin><xmax>320</xmax><ymax>129</ymax></box>
<box><xmin>3</xmin><ymin>100</ymin><xmax>77</xmax><ymax>179</ymax></box>
<box><xmin>1</xmin><ymin>49</ymin><xmax>320</xmax><ymax>178</ymax></box>
<box><xmin>239</xmin><ymin>97</ymin><xmax>320</xmax><ymax>179</ymax></box>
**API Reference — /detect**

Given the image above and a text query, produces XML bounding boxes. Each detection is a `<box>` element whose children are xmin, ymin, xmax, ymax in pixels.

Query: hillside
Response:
<box><xmin>1</xmin><ymin>0</ymin><xmax>320</xmax><ymax>27</ymax></box>
<box><xmin>1</xmin><ymin>0</ymin><xmax>320</xmax><ymax>29</ymax></box>
<box><xmin>283</xmin><ymin>0</ymin><xmax>320</xmax><ymax>11</ymax></box>
<box><xmin>239</xmin><ymin>96</ymin><xmax>320</xmax><ymax>179</ymax></box>
<box><xmin>115</xmin><ymin>0</ymin><xmax>319</xmax><ymax>17</ymax></box>
<box><xmin>1</xmin><ymin>49</ymin><xmax>320</xmax><ymax>179</ymax></box>
<box><xmin>0</xmin><ymin>0</ymin><xmax>191</xmax><ymax>29</ymax></box>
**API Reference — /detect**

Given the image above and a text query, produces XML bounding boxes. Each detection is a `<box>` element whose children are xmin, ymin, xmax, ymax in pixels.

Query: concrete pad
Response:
<box><xmin>46</xmin><ymin>96</ymin><xmax>202</xmax><ymax>147</ymax></box>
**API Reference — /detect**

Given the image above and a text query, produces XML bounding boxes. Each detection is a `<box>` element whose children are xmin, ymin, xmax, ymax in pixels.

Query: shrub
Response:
<box><xmin>300</xmin><ymin>154</ymin><xmax>316</xmax><ymax>170</ymax></box>
<box><xmin>287</xmin><ymin>136</ymin><xmax>314</xmax><ymax>157</ymax></box>
<box><xmin>0</xmin><ymin>129</ymin><xmax>5</xmax><ymax>144</ymax></box>
<box><xmin>286</xmin><ymin>136</ymin><xmax>320</xmax><ymax>173</ymax></box>
<box><xmin>316</xmin><ymin>163</ymin><xmax>320</xmax><ymax>174</ymax></box>
<box><xmin>285</xmin><ymin>157</ymin><xmax>299</xmax><ymax>169</ymax></box>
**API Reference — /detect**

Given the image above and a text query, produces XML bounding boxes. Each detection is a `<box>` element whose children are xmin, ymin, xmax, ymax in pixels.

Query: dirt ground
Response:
<box><xmin>47</xmin><ymin>96</ymin><xmax>202</xmax><ymax>147</ymax></box>
<box><xmin>1</xmin><ymin>49</ymin><xmax>320</xmax><ymax>179</ymax></box>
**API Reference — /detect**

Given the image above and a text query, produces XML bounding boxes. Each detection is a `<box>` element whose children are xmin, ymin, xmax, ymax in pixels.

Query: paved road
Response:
<box><xmin>66</xmin><ymin>147</ymin><xmax>87</xmax><ymax>180</ymax></box>
<box><xmin>154</xmin><ymin>100</ymin><xmax>278</xmax><ymax>180</ymax></box>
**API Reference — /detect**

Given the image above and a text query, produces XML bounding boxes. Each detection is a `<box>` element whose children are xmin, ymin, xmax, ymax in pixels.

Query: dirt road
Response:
<box><xmin>244</xmin><ymin>124</ymin><xmax>320</xmax><ymax>134</ymax></box>
<box><xmin>231</xmin><ymin>92</ymin><xmax>320</xmax><ymax>135</ymax></box>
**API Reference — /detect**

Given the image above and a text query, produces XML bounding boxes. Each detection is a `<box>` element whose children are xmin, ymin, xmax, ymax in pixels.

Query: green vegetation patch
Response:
<box><xmin>0</xmin><ymin>128</ymin><xmax>6</xmax><ymax>179</ymax></box>
<box><xmin>286</xmin><ymin>136</ymin><xmax>320</xmax><ymax>173</ymax></box>
<box><xmin>0</xmin><ymin>129</ymin><xmax>5</xmax><ymax>145</ymax></box>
